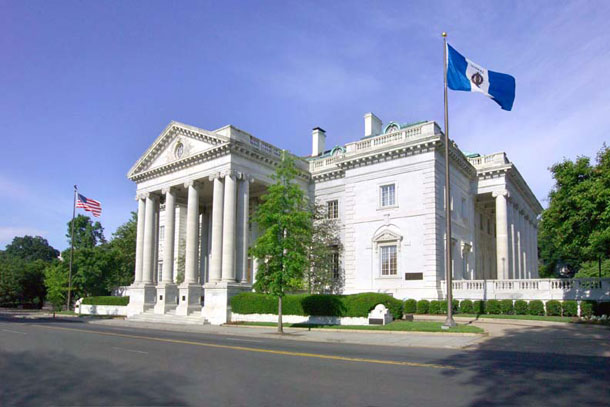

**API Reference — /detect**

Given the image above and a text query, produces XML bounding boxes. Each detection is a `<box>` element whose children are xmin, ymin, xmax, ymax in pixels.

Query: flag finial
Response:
<box><xmin>442</xmin><ymin>32</ymin><xmax>447</xmax><ymax>37</ymax></box>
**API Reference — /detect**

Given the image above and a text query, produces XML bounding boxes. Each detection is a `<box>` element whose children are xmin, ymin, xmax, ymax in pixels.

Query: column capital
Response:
<box><xmin>222</xmin><ymin>169</ymin><xmax>237</xmax><ymax>179</ymax></box>
<box><xmin>183</xmin><ymin>180</ymin><xmax>202</xmax><ymax>190</ymax></box>
<box><xmin>162</xmin><ymin>186</ymin><xmax>176</xmax><ymax>195</ymax></box>
<box><xmin>208</xmin><ymin>172</ymin><xmax>223</xmax><ymax>182</ymax></box>
<box><xmin>136</xmin><ymin>192</ymin><xmax>149</xmax><ymax>200</ymax></box>
<box><xmin>492</xmin><ymin>189</ymin><xmax>510</xmax><ymax>198</ymax></box>
<box><xmin>236</xmin><ymin>172</ymin><xmax>255</xmax><ymax>183</ymax></box>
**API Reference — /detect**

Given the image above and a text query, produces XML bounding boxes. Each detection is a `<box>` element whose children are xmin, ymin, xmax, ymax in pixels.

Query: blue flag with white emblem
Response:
<box><xmin>447</xmin><ymin>44</ymin><xmax>516</xmax><ymax>111</ymax></box>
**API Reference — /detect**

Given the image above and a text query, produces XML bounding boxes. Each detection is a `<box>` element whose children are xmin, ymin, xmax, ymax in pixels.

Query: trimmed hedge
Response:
<box><xmin>230</xmin><ymin>292</ymin><xmax>403</xmax><ymax>320</ymax></box>
<box><xmin>486</xmin><ymin>300</ymin><xmax>501</xmax><ymax>315</ymax></box>
<box><xmin>459</xmin><ymin>300</ymin><xmax>473</xmax><ymax>314</ymax></box>
<box><xmin>580</xmin><ymin>301</ymin><xmax>594</xmax><ymax>318</ymax></box>
<box><xmin>545</xmin><ymin>300</ymin><xmax>562</xmax><ymax>316</ymax></box>
<box><xmin>81</xmin><ymin>296</ymin><xmax>129</xmax><ymax>306</ymax></box>
<box><xmin>416</xmin><ymin>300</ymin><xmax>430</xmax><ymax>314</ymax></box>
<box><xmin>528</xmin><ymin>300</ymin><xmax>545</xmax><ymax>316</ymax></box>
<box><xmin>561</xmin><ymin>301</ymin><xmax>577</xmax><ymax>317</ymax></box>
<box><xmin>473</xmin><ymin>300</ymin><xmax>485</xmax><ymax>314</ymax></box>
<box><xmin>404</xmin><ymin>299</ymin><xmax>417</xmax><ymax>314</ymax></box>
<box><xmin>429</xmin><ymin>300</ymin><xmax>441</xmax><ymax>315</ymax></box>
<box><xmin>514</xmin><ymin>300</ymin><xmax>528</xmax><ymax>315</ymax></box>
<box><xmin>500</xmin><ymin>299</ymin><xmax>514</xmax><ymax>315</ymax></box>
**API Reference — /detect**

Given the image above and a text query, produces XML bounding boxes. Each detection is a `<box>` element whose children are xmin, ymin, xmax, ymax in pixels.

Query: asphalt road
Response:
<box><xmin>1</xmin><ymin>317</ymin><xmax>608</xmax><ymax>407</ymax></box>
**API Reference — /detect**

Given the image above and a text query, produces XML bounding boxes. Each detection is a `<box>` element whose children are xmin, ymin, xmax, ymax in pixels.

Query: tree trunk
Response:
<box><xmin>278</xmin><ymin>295</ymin><xmax>283</xmax><ymax>334</ymax></box>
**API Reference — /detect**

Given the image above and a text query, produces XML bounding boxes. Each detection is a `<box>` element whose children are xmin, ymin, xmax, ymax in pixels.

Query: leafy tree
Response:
<box><xmin>0</xmin><ymin>255</ymin><xmax>22</xmax><ymax>306</ymax></box>
<box><xmin>251</xmin><ymin>154</ymin><xmax>312</xmax><ymax>333</ymax></box>
<box><xmin>305</xmin><ymin>202</ymin><xmax>344</xmax><ymax>294</ymax></box>
<box><xmin>66</xmin><ymin>214</ymin><xmax>106</xmax><ymax>249</ymax></box>
<box><xmin>4</xmin><ymin>236</ymin><xmax>59</xmax><ymax>262</ymax></box>
<box><xmin>44</xmin><ymin>262</ymin><xmax>68</xmax><ymax>316</ymax></box>
<box><xmin>107</xmin><ymin>212</ymin><xmax>137</xmax><ymax>287</ymax></box>
<box><xmin>539</xmin><ymin>144</ymin><xmax>610</xmax><ymax>277</ymax></box>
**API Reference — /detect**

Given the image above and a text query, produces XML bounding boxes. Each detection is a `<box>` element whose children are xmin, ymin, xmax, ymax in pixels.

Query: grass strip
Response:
<box><xmin>233</xmin><ymin>320</ymin><xmax>484</xmax><ymax>333</ymax></box>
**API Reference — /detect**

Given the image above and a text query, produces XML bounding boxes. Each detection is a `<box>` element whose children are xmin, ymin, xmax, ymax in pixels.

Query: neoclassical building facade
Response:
<box><xmin>126</xmin><ymin>113</ymin><xmax>542</xmax><ymax>324</ymax></box>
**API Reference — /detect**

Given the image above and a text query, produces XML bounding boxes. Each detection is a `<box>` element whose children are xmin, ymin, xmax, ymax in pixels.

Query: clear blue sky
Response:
<box><xmin>1</xmin><ymin>1</ymin><xmax>609</xmax><ymax>251</ymax></box>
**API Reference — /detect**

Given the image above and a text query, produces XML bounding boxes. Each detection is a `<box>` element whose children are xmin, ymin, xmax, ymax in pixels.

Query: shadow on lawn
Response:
<box><xmin>439</xmin><ymin>324</ymin><xmax>610</xmax><ymax>406</ymax></box>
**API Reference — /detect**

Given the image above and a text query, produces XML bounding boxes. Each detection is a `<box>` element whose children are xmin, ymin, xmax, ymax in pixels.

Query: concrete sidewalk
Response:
<box><xmin>89</xmin><ymin>318</ymin><xmax>485</xmax><ymax>350</ymax></box>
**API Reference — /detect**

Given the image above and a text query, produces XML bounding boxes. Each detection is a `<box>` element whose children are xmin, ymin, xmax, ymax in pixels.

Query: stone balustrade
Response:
<box><xmin>467</xmin><ymin>152</ymin><xmax>509</xmax><ymax>167</ymax></box>
<box><xmin>309</xmin><ymin>121</ymin><xmax>439</xmax><ymax>173</ymax></box>
<box><xmin>440</xmin><ymin>278</ymin><xmax>610</xmax><ymax>301</ymax></box>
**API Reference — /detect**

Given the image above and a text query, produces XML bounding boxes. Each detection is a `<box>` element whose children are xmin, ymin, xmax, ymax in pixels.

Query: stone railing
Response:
<box><xmin>309</xmin><ymin>121</ymin><xmax>440</xmax><ymax>173</ymax></box>
<box><xmin>467</xmin><ymin>152</ymin><xmax>509</xmax><ymax>167</ymax></box>
<box><xmin>440</xmin><ymin>278</ymin><xmax>610</xmax><ymax>301</ymax></box>
<box><xmin>249</xmin><ymin>135</ymin><xmax>283</xmax><ymax>158</ymax></box>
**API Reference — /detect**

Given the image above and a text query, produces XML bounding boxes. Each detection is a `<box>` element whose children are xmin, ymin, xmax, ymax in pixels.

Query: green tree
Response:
<box><xmin>4</xmin><ymin>236</ymin><xmax>59</xmax><ymax>262</ymax></box>
<box><xmin>66</xmin><ymin>214</ymin><xmax>106</xmax><ymax>249</ymax></box>
<box><xmin>305</xmin><ymin>202</ymin><xmax>343</xmax><ymax>294</ymax></box>
<box><xmin>44</xmin><ymin>262</ymin><xmax>68</xmax><ymax>316</ymax></box>
<box><xmin>250</xmin><ymin>154</ymin><xmax>312</xmax><ymax>333</ymax></box>
<box><xmin>106</xmin><ymin>212</ymin><xmax>137</xmax><ymax>288</ymax></box>
<box><xmin>539</xmin><ymin>144</ymin><xmax>610</xmax><ymax>277</ymax></box>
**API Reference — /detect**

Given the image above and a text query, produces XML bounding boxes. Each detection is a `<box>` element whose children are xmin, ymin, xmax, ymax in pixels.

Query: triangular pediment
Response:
<box><xmin>372</xmin><ymin>229</ymin><xmax>403</xmax><ymax>243</ymax></box>
<box><xmin>128</xmin><ymin>121</ymin><xmax>229</xmax><ymax>179</ymax></box>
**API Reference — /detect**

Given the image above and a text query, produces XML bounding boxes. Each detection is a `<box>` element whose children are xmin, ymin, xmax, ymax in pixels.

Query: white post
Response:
<box><xmin>209</xmin><ymin>175</ymin><xmax>224</xmax><ymax>282</ymax></box>
<box><xmin>199</xmin><ymin>209</ymin><xmax>209</xmax><ymax>284</ymax></box>
<box><xmin>493</xmin><ymin>190</ymin><xmax>510</xmax><ymax>280</ymax></box>
<box><xmin>134</xmin><ymin>195</ymin><xmax>146</xmax><ymax>285</ymax></box>
<box><xmin>222</xmin><ymin>172</ymin><xmax>237</xmax><ymax>282</ymax></box>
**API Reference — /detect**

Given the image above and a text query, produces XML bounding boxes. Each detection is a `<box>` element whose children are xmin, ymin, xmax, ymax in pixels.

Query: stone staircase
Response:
<box><xmin>127</xmin><ymin>309</ymin><xmax>209</xmax><ymax>325</ymax></box>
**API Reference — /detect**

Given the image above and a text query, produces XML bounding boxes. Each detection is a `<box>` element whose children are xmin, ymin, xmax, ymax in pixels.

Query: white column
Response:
<box><xmin>236</xmin><ymin>175</ymin><xmax>251</xmax><ymax>284</ymax></box>
<box><xmin>532</xmin><ymin>221</ymin><xmax>539</xmax><ymax>277</ymax></box>
<box><xmin>142</xmin><ymin>193</ymin><xmax>157</xmax><ymax>284</ymax></box>
<box><xmin>199</xmin><ymin>209</ymin><xmax>209</xmax><ymax>284</ymax></box>
<box><xmin>209</xmin><ymin>175</ymin><xmax>224</xmax><ymax>282</ymax></box>
<box><xmin>515</xmin><ymin>208</ymin><xmax>522</xmax><ymax>279</ymax></box>
<box><xmin>222</xmin><ymin>172</ymin><xmax>237</xmax><ymax>282</ymax></box>
<box><xmin>183</xmin><ymin>181</ymin><xmax>200</xmax><ymax>284</ymax></box>
<box><xmin>134</xmin><ymin>195</ymin><xmax>146</xmax><ymax>285</ymax></box>
<box><xmin>508</xmin><ymin>203</ymin><xmax>516</xmax><ymax>279</ymax></box>
<box><xmin>493</xmin><ymin>190</ymin><xmax>510</xmax><ymax>280</ymax></box>
<box><xmin>161</xmin><ymin>187</ymin><xmax>176</xmax><ymax>284</ymax></box>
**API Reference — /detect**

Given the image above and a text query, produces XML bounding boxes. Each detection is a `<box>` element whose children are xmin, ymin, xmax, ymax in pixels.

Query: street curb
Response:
<box><xmin>222</xmin><ymin>323</ymin><xmax>486</xmax><ymax>337</ymax></box>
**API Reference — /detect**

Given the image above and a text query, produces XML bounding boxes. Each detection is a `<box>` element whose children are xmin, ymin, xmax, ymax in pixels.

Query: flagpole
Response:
<box><xmin>67</xmin><ymin>184</ymin><xmax>77</xmax><ymax>311</ymax></box>
<box><xmin>442</xmin><ymin>32</ymin><xmax>456</xmax><ymax>328</ymax></box>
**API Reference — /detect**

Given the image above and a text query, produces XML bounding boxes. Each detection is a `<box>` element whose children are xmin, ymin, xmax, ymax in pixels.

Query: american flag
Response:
<box><xmin>76</xmin><ymin>193</ymin><xmax>102</xmax><ymax>217</ymax></box>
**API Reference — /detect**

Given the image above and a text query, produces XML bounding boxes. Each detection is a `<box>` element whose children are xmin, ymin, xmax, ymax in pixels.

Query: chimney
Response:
<box><xmin>364</xmin><ymin>112</ymin><xmax>382</xmax><ymax>138</ymax></box>
<box><xmin>311</xmin><ymin>127</ymin><xmax>326</xmax><ymax>157</ymax></box>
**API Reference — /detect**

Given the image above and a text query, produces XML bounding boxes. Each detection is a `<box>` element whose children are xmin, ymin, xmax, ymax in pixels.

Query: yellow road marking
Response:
<box><xmin>34</xmin><ymin>324</ymin><xmax>457</xmax><ymax>370</ymax></box>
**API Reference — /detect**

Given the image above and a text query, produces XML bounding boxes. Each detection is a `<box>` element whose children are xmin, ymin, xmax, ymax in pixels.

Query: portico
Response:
<box><xmin>126</xmin><ymin>122</ymin><xmax>310</xmax><ymax>323</ymax></box>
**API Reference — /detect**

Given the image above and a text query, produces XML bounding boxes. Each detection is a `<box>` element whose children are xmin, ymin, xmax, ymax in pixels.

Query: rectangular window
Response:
<box><xmin>159</xmin><ymin>225</ymin><xmax>165</xmax><ymax>241</ymax></box>
<box><xmin>479</xmin><ymin>213</ymin><xmax>483</xmax><ymax>230</ymax></box>
<box><xmin>331</xmin><ymin>252</ymin><xmax>340</xmax><ymax>279</ymax></box>
<box><xmin>327</xmin><ymin>200</ymin><xmax>339</xmax><ymax>219</ymax></box>
<box><xmin>461</xmin><ymin>197</ymin><xmax>467</xmax><ymax>219</ymax></box>
<box><xmin>380</xmin><ymin>245</ymin><xmax>397</xmax><ymax>276</ymax></box>
<box><xmin>380</xmin><ymin>184</ymin><xmax>396</xmax><ymax>207</ymax></box>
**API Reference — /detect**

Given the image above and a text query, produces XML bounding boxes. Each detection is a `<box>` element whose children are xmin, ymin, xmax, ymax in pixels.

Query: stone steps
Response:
<box><xmin>128</xmin><ymin>310</ymin><xmax>208</xmax><ymax>325</ymax></box>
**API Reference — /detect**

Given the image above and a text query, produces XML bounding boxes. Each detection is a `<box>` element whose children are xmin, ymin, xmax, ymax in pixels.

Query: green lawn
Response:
<box><xmin>233</xmin><ymin>320</ymin><xmax>484</xmax><ymax>333</ymax></box>
<box><xmin>451</xmin><ymin>314</ymin><xmax>575</xmax><ymax>323</ymax></box>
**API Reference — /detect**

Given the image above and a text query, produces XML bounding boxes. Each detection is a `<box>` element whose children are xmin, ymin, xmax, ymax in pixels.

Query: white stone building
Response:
<box><xmin>126</xmin><ymin>113</ymin><xmax>542</xmax><ymax>324</ymax></box>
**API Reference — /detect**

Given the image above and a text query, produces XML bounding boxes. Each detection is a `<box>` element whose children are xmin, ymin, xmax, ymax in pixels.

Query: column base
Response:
<box><xmin>126</xmin><ymin>284</ymin><xmax>156</xmax><ymax>317</ymax></box>
<box><xmin>202</xmin><ymin>281</ymin><xmax>252</xmax><ymax>325</ymax></box>
<box><xmin>175</xmin><ymin>283</ymin><xmax>203</xmax><ymax>316</ymax></box>
<box><xmin>153</xmin><ymin>283</ymin><xmax>179</xmax><ymax>314</ymax></box>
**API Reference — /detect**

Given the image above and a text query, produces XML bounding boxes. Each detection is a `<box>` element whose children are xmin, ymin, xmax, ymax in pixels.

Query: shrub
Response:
<box><xmin>500</xmin><ymin>299</ymin><xmax>514</xmax><ymax>315</ymax></box>
<box><xmin>580</xmin><ymin>301</ymin><xmax>594</xmax><ymax>319</ymax></box>
<box><xmin>594</xmin><ymin>301</ymin><xmax>610</xmax><ymax>317</ymax></box>
<box><xmin>404</xmin><ymin>299</ymin><xmax>417</xmax><ymax>314</ymax></box>
<box><xmin>473</xmin><ymin>300</ymin><xmax>485</xmax><ymax>314</ymax></box>
<box><xmin>545</xmin><ymin>300</ymin><xmax>561</xmax><ymax>316</ymax></box>
<box><xmin>230</xmin><ymin>292</ymin><xmax>278</xmax><ymax>314</ymax></box>
<box><xmin>459</xmin><ymin>300</ymin><xmax>473</xmax><ymax>314</ymax></box>
<box><xmin>561</xmin><ymin>301</ymin><xmax>578</xmax><ymax>317</ymax></box>
<box><xmin>528</xmin><ymin>300</ymin><xmax>545</xmax><ymax>316</ymax></box>
<box><xmin>416</xmin><ymin>300</ymin><xmax>430</xmax><ymax>314</ymax></box>
<box><xmin>342</xmin><ymin>293</ymin><xmax>403</xmax><ymax>319</ymax></box>
<box><xmin>81</xmin><ymin>296</ymin><xmax>129</xmax><ymax>306</ymax></box>
<box><xmin>514</xmin><ymin>300</ymin><xmax>528</xmax><ymax>315</ymax></box>
<box><xmin>486</xmin><ymin>300</ymin><xmax>502</xmax><ymax>315</ymax></box>
<box><xmin>429</xmin><ymin>300</ymin><xmax>441</xmax><ymax>315</ymax></box>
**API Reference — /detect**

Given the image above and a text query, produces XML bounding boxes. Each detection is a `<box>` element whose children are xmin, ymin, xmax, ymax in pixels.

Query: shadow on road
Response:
<box><xmin>0</xmin><ymin>350</ymin><xmax>187</xmax><ymax>406</ymax></box>
<box><xmin>439</xmin><ymin>324</ymin><xmax>610</xmax><ymax>406</ymax></box>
